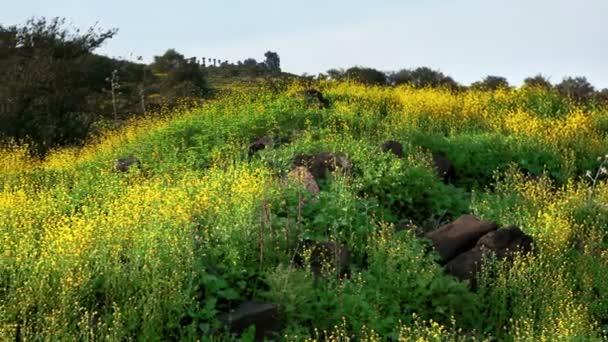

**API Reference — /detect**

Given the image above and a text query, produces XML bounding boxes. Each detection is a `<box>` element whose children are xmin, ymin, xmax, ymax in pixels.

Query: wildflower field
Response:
<box><xmin>2</xmin><ymin>82</ymin><xmax>608</xmax><ymax>341</ymax></box>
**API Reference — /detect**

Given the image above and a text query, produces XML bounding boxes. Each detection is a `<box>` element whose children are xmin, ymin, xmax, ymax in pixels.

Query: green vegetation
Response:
<box><xmin>2</xmin><ymin>82</ymin><xmax>608</xmax><ymax>340</ymax></box>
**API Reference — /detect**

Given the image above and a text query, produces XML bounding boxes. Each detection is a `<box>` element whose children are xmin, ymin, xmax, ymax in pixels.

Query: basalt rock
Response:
<box><xmin>292</xmin><ymin>152</ymin><xmax>353</xmax><ymax>180</ymax></box>
<box><xmin>293</xmin><ymin>240</ymin><xmax>350</xmax><ymax>277</ymax></box>
<box><xmin>445</xmin><ymin>247</ymin><xmax>484</xmax><ymax>282</ymax></box>
<box><xmin>444</xmin><ymin>225</ymin><xmax>534</xmax><ymax>283</ymax></box>
<box><xmin>425</xmin><ymin>214</ymin><xmax>498</xmax><ymax>263</ymax></box>
<box><xmin>432</xmin><ymin>153</ymin><xmax>455</xmax><ymax>183</ymax></box>
<box><xmin>298</xmin><ymin>89</ymin><xmax>330</xmax><ymax>109</ymax></box>
<box><xmin>476</xmin><ymin>225</ymin><xmax>534</xmax><ymax>259</ymax></box>
<box><xmin>113</xmin><ymin>156</ymin><xmax>141</xmax><ymax>172</ymax></box>
<box><xmin>222</xmin><ymin>301</ymin><xmax>282</xmax><ymax>341</ymax></box>
<box><xmin>381</xmin><ymin>140</ymin><xmax>404</xmax><ymax>158</ymax></box>
<box><xmin>288</xmin><ymin>166</ymin><xmax>320</xmax><ymax>195</ymax></box>
<box><xmin>248</xmin><ymin>136</ymin><xmax>273</xmax><ymax>157</ymax></box>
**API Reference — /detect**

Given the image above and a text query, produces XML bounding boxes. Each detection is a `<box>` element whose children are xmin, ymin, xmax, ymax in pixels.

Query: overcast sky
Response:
<box><xmin>3</xmin><ymin>0</ymin><xmax>608</xmax><ymax>88</ymax></box>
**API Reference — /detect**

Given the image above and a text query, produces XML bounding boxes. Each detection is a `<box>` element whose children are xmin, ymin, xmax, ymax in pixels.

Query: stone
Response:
<box><xmin>113</xmin><ymin>156</ymin><xmax>141</xmax><ymax>172</ymax></box>
<box><xmin>288</xmin><ymin>166</ymin><xmax>320</xmax><ymax>194</ymax></box>
<box><xmin>224</xmin><ymin>301</ymin><xmax>282</xmax><ymax>341</ymax></box>
<box><xmin>445</xmin><ymin>247</ymin><xmax>484</xmax><ymax>282</ymax></box>
<box><xmin>293</xmin><ymin>240</ymin><xmax>350</xmax><ymax>277</ymax></box>
<box><xmin>425</xmin><ymin>214</ymin><xmax>498</xmax><ymax>263</ymax></box>
<box><xmin>476</xmin><ymin>225</ymin><xmax>534</xmax><ymax>259</ymax></box>
<box><xmin>292</xmin><ymin>152</ymin><xmax>352</xmax><ymax>180</ymax></box>
<box><xmin>381</xmin><ymin>140</ymin><xmax>404</xmax><ymax>158</ymax></box>
<box><xmin>444</xmin><ymin>225</ymin><xmax>534</xmax><ymax>282</ymax></box>
<box><xmin>248</xmin><ymin>136</ymin><xmax>273</xmax><ymax>157</ymax></box>
<box><xmin>298</xmin><ymin>89</ymin><xmax>330</xmax><ymax>109</ymax></box>
<box><xmin>432</xmin><ymin>153</ymin><xmax>455</xmax><ymax>183</ymax></box>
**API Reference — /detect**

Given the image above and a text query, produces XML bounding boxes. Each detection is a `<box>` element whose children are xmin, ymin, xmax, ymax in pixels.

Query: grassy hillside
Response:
<box><xmin>2</xmin><ymin>82</ymin><xmax>608</xmax><ymax>341</ymax></box>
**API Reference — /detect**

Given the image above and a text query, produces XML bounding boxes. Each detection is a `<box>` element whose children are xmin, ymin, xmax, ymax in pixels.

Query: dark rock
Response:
<box><xmin>288</xmin><ymin>166</ymin><xmax>320</xmax><ymax>194</ymax></box>
<box><xmin>293</xmin><ymin>152</ymin><xmax>352</xmax><ymax>180</ymax></box>
<box><xmin>445</xmin><ymin>247</ymin><xmax>484</xmax><ymax>282</ymax></box>
<box><xmin>293</xmin><ymin>240</ymin><xmax>350</xmax><ymax>277</ymax></box>
<box><xmin>310</xmin><ymin>241</ymin><xmax>350</xmax><ymax>277</ymax></box>
<box><xmin>432</xmin><ymin>153</ymin><xmax>455</xmax><ymax>183</ymax></box>
<box><xmin>425</xmin><ymin>215</ymin><xmax>498</xmax><ymax>263</ymax></box>
<box><xmin>476</xmin><ymin>225</ymin><xmax>534</xmax><ymax>259</ymax></box>
<box><xmin>223</xmin><ymin>301</ymin><xmax>282</xmax><ymax>341</ymax></box>
<box><xmin>445</xmin><ymin>225</ymin><xmax>534</xmax><ymax>283</ymax></box>
<box><xmin>298</xmin><ymin>89</ymin><xmax>330</xmax><ymax>109</ymax></box>
<box><xmin>381</xmin><ymin>140</ymin><xmax>404</xmax><ymax>158</ymax></box>
<box><xmin>113</xmin><ymin>156</ymin><xmax>141</xmax><ymax>172</ymax></box>
<box><xmin>248</xmin><ymin>136</ymin><xmax>273</xmax><ymax>157</ymax></box>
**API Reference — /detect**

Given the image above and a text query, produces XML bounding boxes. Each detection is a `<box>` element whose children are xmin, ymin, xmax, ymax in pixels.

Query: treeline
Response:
<box><xmin>0</xmin><ymin>18</ymin><xmax>283</xmax><ymax>155</ymax></box>
<box><xmin>1</xmin><ymin>17</ymin><xmax>607</xmax><ymax>155</ymax></box>
<box><xmin>322</xmin><ymin>66</ymin><xmax>608</xmax><ymax>105</ymax></box>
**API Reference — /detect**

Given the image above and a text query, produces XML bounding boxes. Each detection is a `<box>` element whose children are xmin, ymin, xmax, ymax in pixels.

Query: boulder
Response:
<box><xmin>248</xmin><ymin>136</ymin><xmax>273</xmax><ymax>157</ymax></box>
<box><xmin>288</xmin><ymin>166</ymin><xmax>320</xmax><ymax>195</ymax></box>
<box><xmin>298</xmin><ymin>89</ymin><xmax>330</xmax><ymax>109</ymax></box>
<box><xmin>310</xmin><ymin>241</ymin><xmax>350</xmax><ymax>277</ymax></box>
<box><xmin>223</xmin><ymin>301</ymin><xmax>282</xmax><ymax>341</ymax></box>
<box><xmin>445</xmin><ymin>247</ymin><xmax>484</xmax><ymax>282</ymax></box>
<box><xmin>425</xmin><ymin>215</ymin><xmax>498</xmax><ymax>263</ymax></box>
<box><xmin>292</xmin><ymin>152</ymin><xmax>352</xmax><ymax>180</ymax></box>
<box><xmin>113</xmin><ymin>156</ymin><xmax>141</xmax><ymax>172</ymax></box>
<box><xmin>445</xmin><ymin>226</ymin><xmax>534</xmax><ymax>282</ymax></box>
<box><xmin>381</xmin><ymin>140</ymin><xmax>404</xmax><ymax>158</ymax></box>
<box><xmin>432</xmin><ymin>153</ymin><xmax>455</xmax><ymax>183</ymax></box>
<box><xmin>476</xmin><ymin>225</ymin><xmax>534</xmax><ymax>259</ymax></box>
<box><xmin>293</xmin><ymin>240</ymin><xmax>350</xmax><ymax>277</ymax></box>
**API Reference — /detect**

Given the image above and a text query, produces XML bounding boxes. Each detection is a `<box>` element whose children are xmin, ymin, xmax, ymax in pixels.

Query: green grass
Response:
<box><xmin>1</xmin><ymin>82</ymin><xmax>608</xmax><ymax>341</ymax></box>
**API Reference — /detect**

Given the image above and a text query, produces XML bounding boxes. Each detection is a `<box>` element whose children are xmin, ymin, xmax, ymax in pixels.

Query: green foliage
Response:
<box><xmin>523</xmin><ymin>74</ymin><xmax>553</xmax><ymax>90</ymax></box>
<box><xmin>0</xmin><ymin>17</ymin><xmax>117</xmax><ymax>154</ymax></box>
<box><xmin>390</xmin><ymin>67</ymin><xmax>459</xmax><ymax>90</ymax></box>
<box><xmin>556</xmin><ymin>76</ymin><xmax>596</xmax><ymax>104</ymax></box>
<box><xmin>150</xmin><ymin>49</ymin><xmax>208</xmax><ymax>103</ymax></box>
<box><xmin>333</xmin><ymin>66</ymin><xmax>388</xmax><ymax>85</ymax></box>
<box><xmin>471</xmin><ymin>75</ymin><xmax>510</xmax><ymax>91</ymax></box>
<box><xmin>263</xmin><ymin>51</ymin><xmax>281</xmax><ymax>75</ymax></box>
<box><xmin>3</xmin><ymin>81</ymin><xmax>608</xmax><ymax>340</ymax></box>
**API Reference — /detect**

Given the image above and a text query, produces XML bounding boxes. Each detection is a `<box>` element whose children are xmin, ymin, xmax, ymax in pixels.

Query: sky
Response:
<box><xmin>3</xmin><ymin>0</ymin><xmax>608</xmax><ymax>88</ymax></box>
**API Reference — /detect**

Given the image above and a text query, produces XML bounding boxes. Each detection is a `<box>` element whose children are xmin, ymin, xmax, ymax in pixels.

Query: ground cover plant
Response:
<box><xmin>2</xmin><ymin>81</ymin><xmax>608</xmax><ymax>341</ymax></box>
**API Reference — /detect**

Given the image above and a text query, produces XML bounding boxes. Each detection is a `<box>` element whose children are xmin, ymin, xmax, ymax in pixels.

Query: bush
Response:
<box><xmin>471</xmin><ymin>75</ymin><xmax>510</xmax><ymax>91</ymax></box>
<box><xmin>556</xmin><ymin>76</ymin><xmax>595</xmax><ymax>104</ymax></box>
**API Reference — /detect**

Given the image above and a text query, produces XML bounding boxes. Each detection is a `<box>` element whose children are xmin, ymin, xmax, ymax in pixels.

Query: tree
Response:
<box><xmin>263</xmin><ymin>51</ymin><xmax>281</xmax><ymax>75</ymax></box>
<box><xmin>471</xmin><ymin>75</ymin><xmax>510</xmax><ymax>90</ymax></box>
<box><xmin>243</xmin><ymin>58</ymin><xmax>257</xmax><ymax>66</ymax></box>
<box><xmin>523</xmin><ymin>74</ymin><xmax>552</xmax><ymax>89</ymax></box>
<box><xmin>0</xmin><ymin>17</ymin><xmax>117</xmax><ymax>154</ymax></box>
<box><xmin>343</xmin><ymin>66</ymin><xmax>387</xmax><ymax>85</ymax></box>
<box><xmin>151</xmin><ymin>49</ymin><xmax>208</xmax><ymax>102</ymax></box>
<box><xmin>326</xmin><ymin>68</ymin><xmax>345</xmax><ymax>80</ymax></box>
<box><xmin>556</xmin><ymin>76</ymin><xmax>595</xmax><ymax>104</ymax></box>
<box><xmin>595</xmin><ymin>88</ymin><xmax>608</xmax><ymax>105</ymax></box>
<box><xmin>389</xmin><ymin>67</ymin><xmax>458</xmax><ymax>89</ymax></box>
<box><xmin>389</xmin><ymin>69</ymin><xmax>413</xmax><ymax>85</ymax></box>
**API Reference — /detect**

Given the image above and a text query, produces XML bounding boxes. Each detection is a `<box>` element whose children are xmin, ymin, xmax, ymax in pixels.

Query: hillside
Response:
<box><xmin>2</xmin><ymin>82</ymin><xmax>608</xmax><ymax>341</ymax></box>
